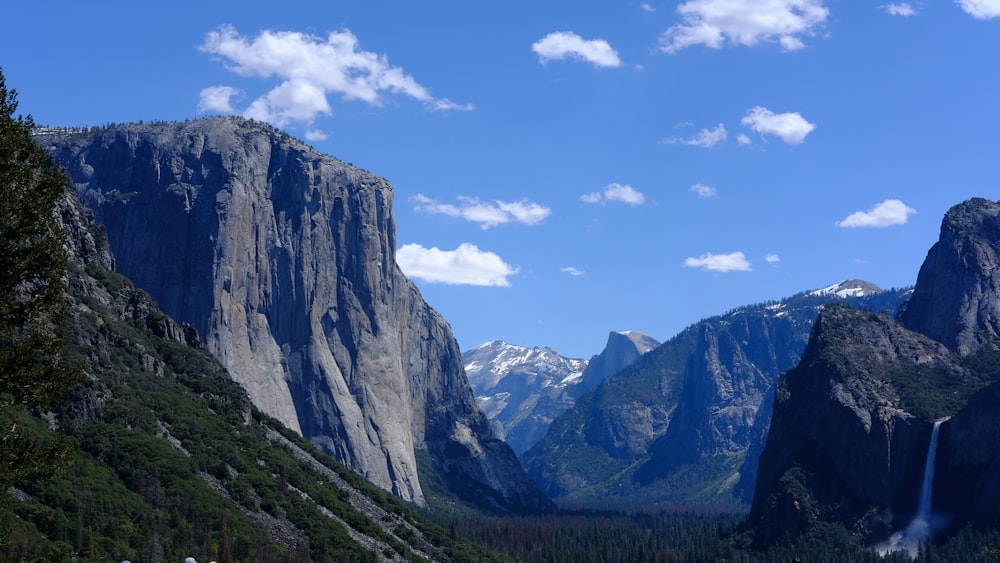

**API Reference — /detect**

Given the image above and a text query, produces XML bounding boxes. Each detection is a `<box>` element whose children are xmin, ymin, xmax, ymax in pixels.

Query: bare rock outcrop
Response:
<box><xmin>751</xmin><ymin>198</ymin><xmax>1000</xmax><ymax>546</ymax></box>
<box><xmin>899</xmin><ymin>197</ymin><xmax>1000</xmax><ymax>355</ymax></box>
<box><xmin>40</xmin><ymin>117</ymin><xmax>550</xmax><ymax>512</ymax></box>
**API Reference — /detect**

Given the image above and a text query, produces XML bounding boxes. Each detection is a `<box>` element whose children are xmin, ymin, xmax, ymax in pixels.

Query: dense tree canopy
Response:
<box><xmin>0</xmin><ymin>67</ymin><xmax>75</xmax><ymax>489</ymax></box>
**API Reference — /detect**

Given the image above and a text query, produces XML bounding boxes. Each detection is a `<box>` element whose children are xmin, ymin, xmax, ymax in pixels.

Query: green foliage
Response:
<box><xmin>0</xmin><ymin>68</ymin><xmax>77</xmax><ymax>493</ymax></box>
<box><xmin>1</xmin><ymin>240</ymin><xmax>507</xmax><ymax>561</ymax></box>
<box><xmin>445</xmin><ymin>508</ymin><xmax>1000</xmax><ymax>562</ymax></box>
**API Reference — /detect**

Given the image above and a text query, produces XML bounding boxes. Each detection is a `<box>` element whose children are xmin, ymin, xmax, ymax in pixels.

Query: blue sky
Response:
<box><xmin>4</xmin><ymin>0</ymin><xmax>999</xmax><ymax>358</ymax></box>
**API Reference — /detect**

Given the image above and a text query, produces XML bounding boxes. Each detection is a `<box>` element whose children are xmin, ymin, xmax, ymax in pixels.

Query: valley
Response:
<box><xmin>5</xmin><ymin>74</ymin><xmax>1000</xmax><ymax>559</ymax></box>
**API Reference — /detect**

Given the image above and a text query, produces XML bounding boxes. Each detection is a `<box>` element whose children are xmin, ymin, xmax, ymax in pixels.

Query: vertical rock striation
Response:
<box><xmin>39</xmin><ymin>117</ymin><xmax>550</xmax><ymax>512</ymax></box>
<box><xmin>751</xmin><ymin>198</ymin><xmax>1000</xmax><ymax>546</ymax></box>
<box><xmin>899</xmin><ymin>198</ymin><xmax>1000</xmax><ymax>355</ymax></box>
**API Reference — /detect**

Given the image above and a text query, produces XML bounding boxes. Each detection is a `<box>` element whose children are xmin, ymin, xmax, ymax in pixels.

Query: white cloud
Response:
<box><xmin>658</xmin><ymin>0</ymin><xmax>829</xmax><ymax>54</ymax></box>
<box><xmin>882</xmin><ymin>3</ymin><xmax>917</xmax><ymax>16</ymax></box>
<box><xmin>642</xmin><ymin>3</ymin><xmax>656</xmax><ymax>12</ymax></box>
<box><xmin>737</xmin><ymin>133</ymin><xmax>752</xmax><ymax>145</ymax></box>
<box><xmin>765</xmin><ymin>253</ymin><xmax>781</xmax><ymax>264</ymax></box>
<box><xmin>741</xmin><ymin>106</ymin><xmax>816</xmax><ymax>145</ymax></box>
<box><xmin>836</xmin><ymin>199</ymin><xmax>916</xmax><ymax>228</ymax></box>
<box><xmin>690</xmin><ymin>183</ymin><xmax>717</xmax><ymax>197</ymax></box>
<box><xmin>532</xmin><ymin>31</ymin><xmax>622</xmax><ymax>68</ymax></box>
<box><xmin>396</xmin><ymin>243</ymin><xmax>518</xmax><ymax>286</ymax></box>
<box><xmin>956</xmin><ymin>0</ymin><xmax>1000</xmax><ymax>18</ymax></box>
<box><xmin>244</xmin><ymin>78</ymin><xmax>332</xmax><ymax>126</ymax></box>
<box><xmin>198</xmin><ymin>85</ymin><xmax>241</xmax><ymax>113</ymax></box>
<box><xmin>683</xmin><ymin>251</ymin><xmax>752</xmax><ymax>272</ymax></box>
<box><xmin>411</xmin><ymin>194</ymin><xmax>550</xmax><ymax>229</ymax></box>
<box><xmin>561</xmin><ymin>266</ymin><xmax>586</xmax><ymax>276</ymax></box>
<box><xmin>432</xmin><ymin>99</ymin><xmax>475</xmax><ymax>112</ymax></box>
<box><xmin>662</xmin><ymin>124</ymin><xmax>728</xmax><ymax>147</ymax></box>
<box><xmin>304</xmin><ymin>129</ymin><xmax>328</xmax><ymax>141</ymax></box>
<box><xmin>198</xmin><ymin>25</ymin><xmax>471</xmax><ymax>128</ymax></box>
<box><xmin>581</xmin><ymin>183</ymin><xmax>645</xmax><ymax>206</ymax></box>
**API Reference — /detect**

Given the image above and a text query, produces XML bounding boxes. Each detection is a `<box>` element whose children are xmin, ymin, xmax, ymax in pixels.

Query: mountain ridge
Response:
<box><xmin>522</xmin><ymin>279</ymin><xmax>910</xmax><ymax>509</ymax></box>
<box><xmin>464</xmin><ymin>332</ymin><xmax>658</xmax><ymax>456</ymax></box>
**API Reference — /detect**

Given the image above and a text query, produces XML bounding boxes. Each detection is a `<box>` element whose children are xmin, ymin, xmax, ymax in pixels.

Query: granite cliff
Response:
<box><xmin>573</xmin><ymin>331</ymin><xmax>661</xmax><ymax>397</ymax></box>
<box><xmin>750</xmin><ymin>198</ymin><xmax>1000</xmax><ymax>547</ymax></box>
<box><xmin>38</xmin><ymin>117</ymin><xmax>550</xmax><ymax>513</ymax></box>
<box><xmin>5</xmin><ymin>185</ymin><xmax>507</xmax><ymax>560</ymax></box>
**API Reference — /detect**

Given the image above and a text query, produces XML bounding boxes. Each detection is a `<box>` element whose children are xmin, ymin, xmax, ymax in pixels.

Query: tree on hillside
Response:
<box><xmin>0</xmin><ymin>67</ymin><xmax>75</xmax><ymax>490</ymax></box>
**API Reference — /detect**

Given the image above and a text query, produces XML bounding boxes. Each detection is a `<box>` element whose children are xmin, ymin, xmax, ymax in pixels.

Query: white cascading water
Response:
<box><xmin>875</xmin><ymin>418</ymin><xmax>949</xmax><ymax>558</ymax></box>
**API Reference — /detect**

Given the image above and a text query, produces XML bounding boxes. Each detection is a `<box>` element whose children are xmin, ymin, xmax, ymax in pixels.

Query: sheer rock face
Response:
<box><xmin>573</xmin><ymin>331</ymin><xmax>660</xmax><ymax>396</ymax></box>
<box><xmin>748</xmin><ymin>306</ymin><xmax>953</xmax><ymax>545</ymax></box>
<box><xmin>751</xmin><ymin>199</ymin><xmax>1000</xmax><ymax>546</ymax></box>
<box><xmin>899</xmin><ymin>197</ymin><xmax>1000</xmax><ymax>355</ymax></box>
<box><xmin>40</xmin><ymin>117</ymin><xmax>550</xmax><ymax>511</ymax></box>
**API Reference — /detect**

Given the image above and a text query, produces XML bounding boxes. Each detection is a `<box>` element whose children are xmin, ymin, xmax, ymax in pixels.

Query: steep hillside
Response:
<box><xmin>1</xmin><ymin>188</ymin><xmax>509</xmax><ymax>562</ymax></box>
<box><xmin>523</xmin><ymin>281</ymin><xmax>910</xmax><ymax>509</ymax></box>
<box><xmin>38</xmin><ymin>118</ymin><xmax>550</xmax><ymax>514</ymax></box>
<box><xmin>750</xmin><ymin>198</ymin><xmax>1000</xmax><ymax>549</ymax></box>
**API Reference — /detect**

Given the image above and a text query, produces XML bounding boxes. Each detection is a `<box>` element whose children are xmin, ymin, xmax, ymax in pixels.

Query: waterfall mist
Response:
<box><xmin>874</xmin><ymin>418</ymin><xmax>950</xmax><ymax>558</ymax></box>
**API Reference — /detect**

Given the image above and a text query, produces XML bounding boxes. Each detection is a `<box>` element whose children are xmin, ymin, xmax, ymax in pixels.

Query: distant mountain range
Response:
<box><xmin>522</xmin><ymin>280</ymin><xmax>911</xmax><ymax>509</ymax></box>
<box><xmin>464</xmin><ymin>331</ymin><xmax>659</xmax><ymax>456</ymax></box>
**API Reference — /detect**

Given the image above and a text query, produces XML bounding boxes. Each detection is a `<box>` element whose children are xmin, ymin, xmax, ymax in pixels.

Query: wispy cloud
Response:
<box><xmin>683</xmin><ymin>251</ymin><xmax>752</xmax><ymax>272</ymax></box>
<box><xmin>765</xmin><ymin>253</ymin><xmax>781</xmax><ymax>264</ymax></box>
<box><xmin>581</xmin><ymin>183</ymin><xmax>646</xmax><ymax>206</ymax></box>
<box><xmin>836</xmin><ymin>199</ymin><xmax>916</xmax><ymax>228</ymax></box>
<box><xmin>411</xmin><ymin>194</ymin><xmax>550</xmax><ymax>229</ymax></box>
<box><xmin>561</xmin><ymin>266</ymin><xmax>586</xmax><ymax>276</ymax></box>
<box><xmin>641</xmin><ymin>2</ymin><xmax>656</xmax><ymax>12</ymax></box>
<box><xmin>741</xmin><ymin>106</ymin><xmax>816</xmax><ymax>145</ymax></box>
<box><xmin>662</xmin><ymin>124</ymin><xmax>728</xmax><ymax>147</ymax></box>
<box><xmin>737</xmin><ymin>133</ymin><xmax>752</xmax><ymax>145</ymax></box>
<box><xmin>304</xmin><ymin>129</ymin><xmax>328</xmax><ymax>141</ymax></box>
<box><xmin>532</xmin><ymin>31</ymin><xmax>622</xmax><ymax>68</ymax></box>
<box><xmin>658</xmin><ymin>0</ymin><xmax>829</xmax><ymax>53</ymax></box>
<box><xmin>689</xmin><ymin>183</ymin><xmax>717</xmax><ymax>198</ymax></box>
<box><xmin>956</xmin><ymin>0</ymin><xmax>1000</xmax><ymax>19</ymax></box>
<box><xmin>882</xmin><ymin>3</ymin><xmax>917</xmax><ymax>16</ymax></box>
<box><xmin>198</xmin><ymin>25</ymin><xmax>472</xmax><ymax>136</ymax></box>
<box><xmin>396</xmin><ymin>243</ymin><xmax>518</xmax><ymax>286</ymax></box>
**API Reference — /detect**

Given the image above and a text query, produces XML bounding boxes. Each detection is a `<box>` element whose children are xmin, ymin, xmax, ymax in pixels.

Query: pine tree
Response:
<box><xmin>0</xmin><ymin>67</ymin><xmax>75</xmax><ymax>490</ymax></box>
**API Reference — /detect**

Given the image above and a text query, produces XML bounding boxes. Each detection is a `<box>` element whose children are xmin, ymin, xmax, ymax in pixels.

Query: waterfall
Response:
<box><xmin>874</xmin><ymin>418</ymin><xmax>949</xmax><ymax>558</ymax></box>
<box><xmin>916</xmin><ymin>419</ymin><xmax>944</xmax><ymax>521</ymax></box>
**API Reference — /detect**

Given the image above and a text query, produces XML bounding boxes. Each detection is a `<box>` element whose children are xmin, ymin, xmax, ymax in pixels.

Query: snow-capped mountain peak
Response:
<box><xmin>809</xmin><ymin>279</ymin><xmax>883</xmax><ymax>299</ymax></box>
